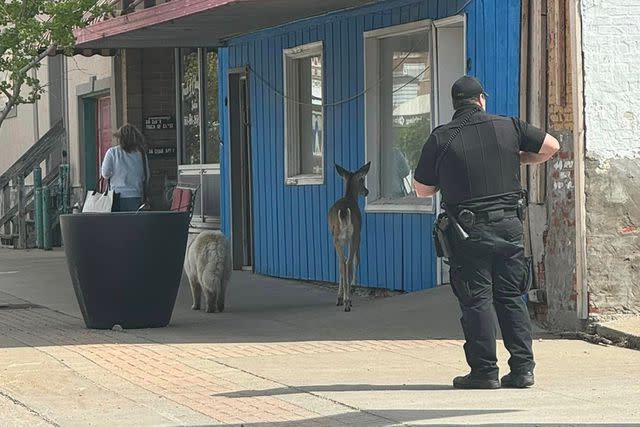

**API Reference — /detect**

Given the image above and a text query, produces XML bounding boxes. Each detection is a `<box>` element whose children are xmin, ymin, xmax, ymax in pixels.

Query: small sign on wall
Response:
<box><xmin>144</xmin><ymin>115</ymin><xmax>176</xmax><ymax>130</ymax></box>
<box><xmin>147</xmin><ymin>146</ymin><xmax>177</xmax><ymax>158</ymax></box>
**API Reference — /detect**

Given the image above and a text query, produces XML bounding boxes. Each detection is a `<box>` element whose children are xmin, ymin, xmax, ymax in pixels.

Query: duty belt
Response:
<box><xmin>457</xmin><ymin>208</ymin><xmax>519</xmax><ymax>228</ymax></box>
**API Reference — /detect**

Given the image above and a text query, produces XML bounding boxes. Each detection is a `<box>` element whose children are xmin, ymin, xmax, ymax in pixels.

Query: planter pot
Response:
<box><xmin>60</xmin><ymin>211</ymin><xmax>190</xmax><ymax>329</ymax></box>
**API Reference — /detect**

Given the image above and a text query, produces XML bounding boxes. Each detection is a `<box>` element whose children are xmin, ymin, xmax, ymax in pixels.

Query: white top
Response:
<box><xmin>101</xmin><ymin>146</ymin><xmax>149</xmax><ymax>198</ymax></box>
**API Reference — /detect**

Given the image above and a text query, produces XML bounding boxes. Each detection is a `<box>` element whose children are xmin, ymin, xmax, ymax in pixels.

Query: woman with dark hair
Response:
<box><xmin>101</xmin><ymin>124</ymin><xmax>150</xmax><ymax>212</ymax></box>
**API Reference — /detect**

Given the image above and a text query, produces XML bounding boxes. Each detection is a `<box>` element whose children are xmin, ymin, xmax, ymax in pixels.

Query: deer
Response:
<box><xmin>328</xmin><ymin>162</ymin><xmax>371</xmax><ymax>312</ymax></box>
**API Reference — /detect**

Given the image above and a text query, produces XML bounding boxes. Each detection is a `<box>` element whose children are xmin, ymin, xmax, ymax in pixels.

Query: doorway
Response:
<box><xmin>228</xmin><ymin>69</ymin><xmax>253</xmax><ymax>270</ymax></box>
<box><xmin>82</xmin><ymin>94</ymin><xmax>112</xmax><ymax>191</ymax></box>
<box><xmin>96</xmin><ymin>96</ymin><xmax>112</xmax><ymax>186</ymax></box>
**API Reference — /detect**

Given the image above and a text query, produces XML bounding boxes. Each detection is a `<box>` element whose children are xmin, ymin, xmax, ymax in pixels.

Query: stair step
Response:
<box><xmin>0</xmin><ymin>234</ymin><xmax>16</xmax><ymax>248</ymax></box>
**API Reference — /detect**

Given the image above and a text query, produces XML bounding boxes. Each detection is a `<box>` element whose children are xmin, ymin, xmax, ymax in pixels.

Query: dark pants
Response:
<box><xmin>449</xmin><ymin>216</ymin><xmax>535</xmax><ymax>379</ymax></box>
<box><xmin>115</xmin><ymin>197</ymin><xmax>142</xmax><ymax>212</ymax></box>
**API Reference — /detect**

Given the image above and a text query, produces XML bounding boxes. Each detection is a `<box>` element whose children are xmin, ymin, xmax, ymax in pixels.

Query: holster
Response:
<box><xmin>433</xmin><ymin>213</ymin><xmax>454</xmax><ymax>258</ymax></box>
<box><xmin>517</xmin><ymin>191</ymin><xmax>529</xmax><ymax>221</ymax></box>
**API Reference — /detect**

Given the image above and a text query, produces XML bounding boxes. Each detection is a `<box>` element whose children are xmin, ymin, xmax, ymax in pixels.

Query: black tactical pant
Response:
<box><xmin>449</xmin><ymin>216</ymin><xmax>535</xmax><ymax>379</ymax></box>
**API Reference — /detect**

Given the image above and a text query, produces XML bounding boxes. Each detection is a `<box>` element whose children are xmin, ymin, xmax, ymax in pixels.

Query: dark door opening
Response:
<box><xmin>229</xmin><ymin>69</ymin><xmax>253</xmax><ymax>270</ymax></box>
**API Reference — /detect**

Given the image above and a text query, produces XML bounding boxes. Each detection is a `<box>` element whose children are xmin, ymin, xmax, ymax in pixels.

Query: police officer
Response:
<box><xmin>413</xmin><ymin>76</ymin><xmax>559</xmax><ymax>389</ymax></box>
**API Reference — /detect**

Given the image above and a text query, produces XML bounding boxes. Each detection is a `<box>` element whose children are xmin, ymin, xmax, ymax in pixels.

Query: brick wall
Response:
<box><xmin>141</xmin><ymin>49</ymin><xmax>177</xmax><ymax>210</ymax></box>
<box><xmin>121</xmin><ymin>48</ymin><xmax>177</xmax><ymax>210</ymax></box>
<box><xmin>529</xmin><ymin>0</ymin><xmax>581</xmax><ymax>329</ymax></box>
<box><xmin>581</xmin><ymin>0</ymin><xmax>640</xmax><ymax>159</ymax></box>
<box><xmin>581</xmin><ymin>0</ymin><xmax>640</xmax><ymax>318</ymax></box>
<box><xmin>547</xmin><ymin>0</ymin><xmax>573</xmax><ymax>131</ymax></box>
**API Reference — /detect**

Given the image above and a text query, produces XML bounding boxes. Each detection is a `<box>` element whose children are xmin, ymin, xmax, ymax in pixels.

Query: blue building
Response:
<box><xmin>76</xmin><ymin>0</ymin><xmax>522</xmax><ymax>293</ymax></box>
<box><xmin>218</xmin><ymin>0</ymin><xmax>521</xmax><ymax>291</ymax></box>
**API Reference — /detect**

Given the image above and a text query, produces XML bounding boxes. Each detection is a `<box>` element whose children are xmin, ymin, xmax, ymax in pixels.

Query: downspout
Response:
<box><xmin>61</xmin><ymin>56</ymin><xmax>70</xmax><ymax>161</ymax></box>
<box><xmin>570</xmin><ymin>0</ymin><xmax>588</xmax><ymax>321</ymax></box>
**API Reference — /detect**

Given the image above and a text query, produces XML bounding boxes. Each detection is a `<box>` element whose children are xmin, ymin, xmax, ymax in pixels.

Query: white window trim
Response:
<box><xmin>283</xmin><ymin>41</ymin><xmax>324</xmax><ymax>186</ymax></box>
<box><xmin>363</xmin><ymin>16</ymin><xmax>465</xmax><ymax>214</ymax></box>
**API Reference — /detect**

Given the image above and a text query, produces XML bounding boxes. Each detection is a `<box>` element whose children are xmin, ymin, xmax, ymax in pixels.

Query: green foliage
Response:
<box><xmin>394</xmin><ymin>116</ymin><xmax>431</xmax><ymax>170</ymax></box>
<box><xmin>0</xmin><ymin>0</ymin><xmax>111</xmax><ymax>127</ymax></box>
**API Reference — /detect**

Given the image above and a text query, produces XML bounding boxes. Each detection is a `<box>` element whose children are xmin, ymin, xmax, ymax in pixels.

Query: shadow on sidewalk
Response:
<box><xmin>193</xmin><ymin>409</ymin><xmax>522</xmax><ymax>426</ymax></box>
<box><xmin>0</xmin><ymin>249</ymin><xmax>551</xmax><ymax>349</ymax></box>
<box><xmin>215</xmin><ymin>383</ymin><xmax>455</xmax><ymax>398</ymax></box>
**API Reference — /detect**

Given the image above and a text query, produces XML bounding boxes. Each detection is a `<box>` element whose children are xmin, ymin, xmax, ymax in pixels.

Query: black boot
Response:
<box><xmin>453</xmin><ymin>374</ymin><xmax>500</xmax><ymax>389</ymax></box>
<box><xmin>501</xmin><ymin>371</ymin><xmax>535</xmax><ymax>388</ymax></box>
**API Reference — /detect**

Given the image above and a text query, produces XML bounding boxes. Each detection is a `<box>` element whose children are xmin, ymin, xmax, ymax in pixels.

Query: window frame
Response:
<box><xmin>174</xmin><ymin>47</ymin><xmax>222</xmax><ymax>227</ymax></box>
<box><xmin>283</xmin><ymin>41</ymin><xmax>325</xmax><ymax>186</ymax></box>
<box><xmin>363</xmin><ymin>16</ymin><xmax>466</xmax><ymax>214</ymax></box>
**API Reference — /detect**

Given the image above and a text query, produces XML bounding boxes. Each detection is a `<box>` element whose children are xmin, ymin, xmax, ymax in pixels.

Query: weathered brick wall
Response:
<box><xmin>547</xmin><ymin>0</ymin><xmax>573</xmax><ymax>131</ymax></box>
<box><xmin>122</xmin><ymin>48</ymin><xmax>177</xmax><ymax>210</ymax></box>
<box><xmin>581</xmin><ymin>0</ymin><xmax>640</xmax><ymax>318</ymax></box>
<box><xmin>141</xmin><ymin>48</ymin><xmax>177</xmax><ymax>210</ymax></box>
<box><xmin>529</xmin><ymin>0</ymin><xmax>581</xmax><ymax>329</ymax></box>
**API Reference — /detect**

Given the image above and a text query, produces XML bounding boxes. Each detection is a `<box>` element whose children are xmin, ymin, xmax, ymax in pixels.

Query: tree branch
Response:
<box><xmin>0</xmin><ymin>87</ymin><xmax>12</xmax><ymax>100</ymax></box>
<box><xmin>0</xmin><ymin>83</ymin><xmax>20</xmax><ymax>125</ymax></box>
<box><xmin>18</xmin><ymin>44</ymin><xmax>58</xmax><ymax>76</ymax></box>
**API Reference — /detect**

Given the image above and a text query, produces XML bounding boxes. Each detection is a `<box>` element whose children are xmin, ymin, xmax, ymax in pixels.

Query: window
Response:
<box><xmin>176</xmin><ymin>47</ymin><xmax>221</xmax><ymax>226</ymax></box>
<box><xmin>284</xmin><ymin>42</ymin><xmax>324</xmax><ymax>185</ymax></box>
<box><xmin>180</xmin><ymin>48</ymin><xmax>201</xmax><ymax>165</ymax></box>
<box><xmin>364</xmin><ymin>17</ymin><xmax>465</xmax><ymax>212</ymax></box>
<box><xmin>205</xmin><ymin>51</ymin><xmax>220</xmax><ymax>164</ymax></box>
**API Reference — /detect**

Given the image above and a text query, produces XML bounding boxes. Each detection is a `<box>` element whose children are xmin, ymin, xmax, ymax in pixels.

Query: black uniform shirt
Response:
<box><xmin>414</xmin><ymin>106</ymin><xmax>546</xmax><ymax>207</ymax></box>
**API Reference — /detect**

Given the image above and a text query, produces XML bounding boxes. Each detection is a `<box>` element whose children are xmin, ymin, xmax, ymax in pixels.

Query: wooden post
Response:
<box><xmin>16</xmin><ymin>176</ymin><xmax>26</xmax><ymax>249</ymax></box>
<box><xmin>528</xmin><ymin>0</ymin><xmax>548</xmax><ymax>204</ymax></box>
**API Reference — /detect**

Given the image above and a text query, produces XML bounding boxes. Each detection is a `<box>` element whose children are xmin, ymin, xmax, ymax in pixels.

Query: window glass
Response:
<box><xmin>180</xmin><ymin>48</ymin><xmax>201</xmax><ymax>164</ymax></box>
<box><xmin>379</xmin><ymin>31</ymin><xmax>432</xmax><ymax>200</ymax></box>
<box><xmin>284</xmin><ymin>43</ymin><xmax>324</xmax><ymax>183</ymax></box>
<box><xmin>205</xmin><ymin>50</ymin><xmax>220</xmax><ymax>164</ymax></box>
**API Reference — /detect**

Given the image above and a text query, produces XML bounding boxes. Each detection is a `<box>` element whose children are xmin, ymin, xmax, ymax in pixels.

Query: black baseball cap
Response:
<box><xmin>451</xmin><ymin>76</ymin><xmax>488</xmax><ymax>100</ymax></box>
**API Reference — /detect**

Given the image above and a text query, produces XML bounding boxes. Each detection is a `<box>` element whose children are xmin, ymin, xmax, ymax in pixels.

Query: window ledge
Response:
<box><xmin>365</xmin><ymin>197</ymin><xmax>435</xmax><ymax>214</ymax></box>
<box><xmin>286</xmin><ymin>175</ymin><xmax>324</xmax><ymax>186</ymax></box>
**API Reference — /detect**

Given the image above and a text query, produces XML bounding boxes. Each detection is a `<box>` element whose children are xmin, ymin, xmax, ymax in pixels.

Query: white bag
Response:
<box><xmin>82</xmin><ymin>180</ymin><xmax>115</xmax><ymax>213</ymax></box>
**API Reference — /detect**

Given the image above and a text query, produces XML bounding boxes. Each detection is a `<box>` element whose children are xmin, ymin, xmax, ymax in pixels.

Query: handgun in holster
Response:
<box><xmin>433</xmin><ymin>213</ymin><xmax>453</xmax><ymax>258</ymax></box>
<box><xmin>449</xmin><ymin>211</ymin><xmax>470</xmax><ymax>241</ymax></box>
<box><xmin>517</xmin><ymin>189</ymin><xmax>529</xmax><ymax>221</ymax></box>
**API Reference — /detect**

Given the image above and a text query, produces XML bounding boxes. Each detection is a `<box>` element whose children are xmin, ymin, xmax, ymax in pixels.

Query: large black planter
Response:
<box><xmin>60</xmin><ymin>211</ymin><xmax>190</xmax><ymax>329</ymax></box>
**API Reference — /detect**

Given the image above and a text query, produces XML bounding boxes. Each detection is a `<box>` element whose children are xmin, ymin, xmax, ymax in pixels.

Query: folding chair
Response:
<box><xmin>170</xmin><ymin>184</ymin><xmax>199</xmax><ymax>221</ymax></box>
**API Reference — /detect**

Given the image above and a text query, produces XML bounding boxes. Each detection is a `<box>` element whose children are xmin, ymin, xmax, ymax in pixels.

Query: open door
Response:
<box><xmin>228</xmin><ymin>69</ymin><xmax>253</xmax><ymax>271</ymax></box>
<box><xmin>433</xmin><ymin>15</ymin><xmax>465</xmax><ymax>285</ymax></box>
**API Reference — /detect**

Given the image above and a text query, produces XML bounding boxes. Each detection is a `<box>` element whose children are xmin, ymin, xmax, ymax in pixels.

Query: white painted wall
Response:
<box><xmin>0</xmin><ymin>60</ymin><xmax>52</xmax><ymax>176</ymax></box>
<box><xmin>0</xmin><ymin>54</ymin><xmax>113</xmax><ymax>188</ymax></box>
<box><xmin>582</xmin><ymin>0</ymin><xmax>640</xmax><ymax>159</ymax></box>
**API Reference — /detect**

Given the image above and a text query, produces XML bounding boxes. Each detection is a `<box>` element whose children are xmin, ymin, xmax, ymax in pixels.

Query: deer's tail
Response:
<box><xmin>338</xmin><ymin>208</ymin><xmax>352</xmax><ymax>227</ymax></box>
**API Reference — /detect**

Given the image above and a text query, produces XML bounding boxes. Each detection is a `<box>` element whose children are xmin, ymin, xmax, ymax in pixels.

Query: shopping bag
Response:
<box><xmin>82</xmin><ymin>180</ymin><xmax>116</xmax><ymax>213</ymax></box>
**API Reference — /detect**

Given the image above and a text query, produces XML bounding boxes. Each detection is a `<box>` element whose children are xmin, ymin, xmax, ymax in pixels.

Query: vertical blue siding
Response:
<box><xmin>220</xmin><ymin>0</ymin><xmax>521</xmax><ymax>291</ymax></box>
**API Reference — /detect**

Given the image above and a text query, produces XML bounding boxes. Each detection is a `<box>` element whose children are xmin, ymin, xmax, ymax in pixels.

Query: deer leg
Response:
<box><xmin>334</xmin><ymin>243</ymin><xmax>346</xmax><ymax>306</ymax></box>
<box><xmin>342</xmin><ymin>245</ymin><xmax>351</xmax><ymax>312</ymax></box>
<box><xmin>345</xmin><ymin>237</ymin><xmax>360</xmax><ymax>311</ymax></box>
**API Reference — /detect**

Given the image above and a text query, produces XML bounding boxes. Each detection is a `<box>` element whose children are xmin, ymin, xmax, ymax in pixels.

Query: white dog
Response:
<box><xmin>184</xmin><ymin>231</ymin><xmax>232</xmax><ymax>313</ymax></box>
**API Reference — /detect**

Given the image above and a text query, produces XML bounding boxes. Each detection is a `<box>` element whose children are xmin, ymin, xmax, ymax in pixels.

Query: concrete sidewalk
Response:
<box><xmin>1</xmin><ymin>248</ymin><xmax>639</xmax><ymax>426</ymax></box>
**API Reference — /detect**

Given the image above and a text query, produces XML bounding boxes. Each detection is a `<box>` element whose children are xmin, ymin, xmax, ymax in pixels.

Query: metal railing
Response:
<box><xmin>0</xmin><ymin>121</ymin><xmax>69</xmax><ymax>249</ymax></box>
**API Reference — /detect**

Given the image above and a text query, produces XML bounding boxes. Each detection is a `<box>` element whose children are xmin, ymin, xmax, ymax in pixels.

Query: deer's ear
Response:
<box><xmin>335</xmin><ymin>164</ymin><xmax>350</xmax><ymax>178</ymax></box>
<box><xmin>356</xmin><ymin>162</ymin><xmax>371</xmax><ymax>176</ymax></box>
